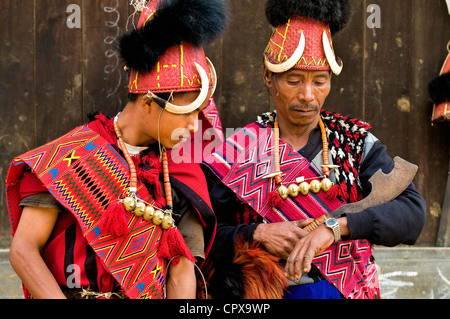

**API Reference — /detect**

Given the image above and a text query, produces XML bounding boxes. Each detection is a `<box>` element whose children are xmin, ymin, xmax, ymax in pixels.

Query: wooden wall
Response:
<box><xmin>1</xmin><ymin>0</ymin><xmax>449</xmax><ymax>248</ymax></box>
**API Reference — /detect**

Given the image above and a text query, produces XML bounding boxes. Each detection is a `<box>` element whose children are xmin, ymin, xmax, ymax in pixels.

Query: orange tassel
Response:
<box><xmin>99</xmin><ymin>200</ymin><xmax>129</xmax><ymax>237</ymax></box>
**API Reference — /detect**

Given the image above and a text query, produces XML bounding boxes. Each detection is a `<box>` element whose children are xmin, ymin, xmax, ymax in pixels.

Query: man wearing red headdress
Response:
<box><xmin>6</xmin><ymin>0</ymin><xmax>227</xmax><ymax>299</ymax></box>
<box><xmin>203</xmin><ymin>0</ymin><xmax>426</xmax><ymax>299</ymax></box>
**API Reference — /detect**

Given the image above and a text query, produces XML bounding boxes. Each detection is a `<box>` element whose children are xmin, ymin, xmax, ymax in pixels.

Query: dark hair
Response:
<box><xmin>128</xmin><ymin>93</ymin><xmax>140</xmax><ymax>102</ymax></box>
<box><xmin>127</xmin><ymin>92</ymin><xmax>172</xmax><ymax>109</ymax></box>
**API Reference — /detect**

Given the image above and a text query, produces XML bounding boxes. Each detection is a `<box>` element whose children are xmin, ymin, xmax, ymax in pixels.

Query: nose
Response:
<box><xmin>298</xmin><ymin>83</ymin><xmax>314</xmax><ymax>102</ymax></box>
<box><xmin>187</xmin><ymin>112</ymin><xmax>200</xmax><ymax>133</ymax></box>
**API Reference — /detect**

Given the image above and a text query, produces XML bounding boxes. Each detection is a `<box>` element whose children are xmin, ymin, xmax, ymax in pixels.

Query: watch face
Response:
<box><xmin>326</xmin><ymin>218</ymin><xmax>338</xmax><ymax>227</ymax></box>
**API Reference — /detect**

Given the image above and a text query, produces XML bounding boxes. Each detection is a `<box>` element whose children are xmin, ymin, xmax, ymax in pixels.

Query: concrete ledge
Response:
<box><xmin>373</xmin><ymin>247</ymin><xmax>450</xmax><ymax>299</ymax></box>
<box><xmin>0</xmin><ymin>250</ymin><xmax>23</xmax><ymax>299</ymax></box>
<box><xmin>1</xmin><ymin>247</ymin><xmax>449</xmax><ymax>299</ymax></box>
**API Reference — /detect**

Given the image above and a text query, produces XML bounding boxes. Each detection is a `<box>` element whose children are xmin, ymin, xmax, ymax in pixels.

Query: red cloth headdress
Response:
<box><xmin>264</xmin><ymin>0</ymin><xmax>351</xmax><ymax>75</ymax></box>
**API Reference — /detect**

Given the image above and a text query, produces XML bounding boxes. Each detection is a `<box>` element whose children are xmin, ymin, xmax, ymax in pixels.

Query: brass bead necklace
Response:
<box><xmin>270</xmin><ymin>118</ymin><xmax>338</xmax><ymax>200</ymax></box>
<box><xmin>113</xmin><ymin>114</ymin><xmax>175</xmax><ymax>230</ymax></box>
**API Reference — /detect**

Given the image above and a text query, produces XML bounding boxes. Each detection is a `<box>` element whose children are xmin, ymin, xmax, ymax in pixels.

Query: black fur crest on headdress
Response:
<box><xmin>265</xmin><ymin>0</ymin><xmax>351</xmax><ymax>34</ymax></box>
<box><xmin>119</xmin><ymin>0</ymin><xmax>228</xmax><ymax>72</ymax></box>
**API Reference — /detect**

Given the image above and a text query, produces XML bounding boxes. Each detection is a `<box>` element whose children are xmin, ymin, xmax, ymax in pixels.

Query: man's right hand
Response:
<box><xmin>252</xmin><ymin>219</ymin><xmax>314</xmax><ymax>260</ymax></box>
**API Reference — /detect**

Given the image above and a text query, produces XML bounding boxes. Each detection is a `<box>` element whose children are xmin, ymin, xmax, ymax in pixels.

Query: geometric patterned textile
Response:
<box><xmin>6</xmin><ymin>124</ymin><xmax>166</xmax><ymax>299</ymax></box>
<box><xmin>256</xmin><ymin>110</ymin><xmax>372</xmax><ymax>205</ymax></box>
<box><xmin>204</xmin><ymin>118</ymin><xmax>379</xmax><ymax>299</ymax></box>
<box><xmin>202</xmin><ymin>98</ymin><xmax>223</xmax><ymax>141</ymax></box>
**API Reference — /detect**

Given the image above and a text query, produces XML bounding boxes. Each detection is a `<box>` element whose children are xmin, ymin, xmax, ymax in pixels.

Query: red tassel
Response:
<box><xmin>326</xmin><ymin>184</ymin><xmax>339</xmax><ymax>200</ymax></box>
<box><xmin>95</xmin><ymin>113</ymin><xmax>115</xmax><ymax>134</ymax></box>
<box><xmin>158</xmin><ymin>227</ymin><xmax>196</xmax><ymax>265</ymax></box>
<box><xmin>267</xmin><ymin>191</ymin><xmax>283</xmax><ymax>208</ymax></box>
<box><xmin>137</xmin><ymin>169</ymin><xmax>163</xmax><ymax>196</ymax></box>
<box><xmin>99</xmin><ymin>200</ymin><xmax>129</xmax><ymax>237</ymax></box>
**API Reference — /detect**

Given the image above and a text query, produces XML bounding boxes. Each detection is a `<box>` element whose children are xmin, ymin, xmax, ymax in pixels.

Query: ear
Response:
<box><xmin>141</xmin><ymin>94</ymin><xmax>154</xmax><ymax>113</ymax></box>
<box><xmin>263</xmin><ymin>65</ymin><xmax>273</xmax><ymax>89</ymax></box>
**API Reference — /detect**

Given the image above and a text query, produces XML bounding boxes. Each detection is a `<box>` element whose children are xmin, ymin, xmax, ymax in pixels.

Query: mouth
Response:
<box><xmin>291</xmin><ymin>108</ymin><xmax>317</xmax><ymax>116</ymax></box>
<box><xmin>290</xmin><ymin>103</ymin><xmax>319</xmax><ymax>116</ymax></box>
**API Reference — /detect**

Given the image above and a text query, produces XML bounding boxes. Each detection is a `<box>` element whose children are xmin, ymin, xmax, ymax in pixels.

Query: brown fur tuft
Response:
<box><xmin>198</xmin><ymin>239</ymin><xmax>287</xmax><ymax>299</ymax></box>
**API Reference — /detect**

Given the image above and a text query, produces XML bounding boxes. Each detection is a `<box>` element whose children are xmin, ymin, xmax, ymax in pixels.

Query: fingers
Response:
<box><xmin>284</xmin><ymin>225</ymin><xmax>335</xmax><ymax>280</ymax></box>
<box><xmin>293</xmin><ymin>218</ymin><xmax>315</xmax><ymax>228</ymax></box>
<box><xmin>284</xmin><ymin>240</ymin><xmax>315</xmax><ymax>280</ymax></box>
<box><xmin>255</xmin><ymin>221</ymin><xmax>307</xmax><ymax>260</ymax></box>
<box><xmin>302</xmin><ymin>251</ymin><xmax>314</xmax><ymax>273</ymax></box>
<box><xmin>282</xmin><ymin>219</ymin><xmax>315</xmax><ymax>278</ymax></box>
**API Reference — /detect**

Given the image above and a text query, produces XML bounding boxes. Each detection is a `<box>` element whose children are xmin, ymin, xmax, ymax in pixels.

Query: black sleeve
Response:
<box><xmin>345</xmin><ymin>141</ymin><xmax>427</xmax><ymax>246</ymax></box>
<box><xmin>202</xmin><ymin>166</ymin><xmax>261</xmax><ymax>257</ymax></box>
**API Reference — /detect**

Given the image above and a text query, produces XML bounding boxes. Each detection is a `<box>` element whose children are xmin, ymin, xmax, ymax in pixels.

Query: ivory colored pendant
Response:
<box><xmin>122</xmin><ymin>197</ymin><xmax>136</xmax><ymax>212</ymax></box>
<box><xmin>133</xmin><ymin>201</ymin><xmax>146</xmax><ymax>217</ymax></box>
<box><xmin>310</xmin><ymin>180</ymin><xmax>322</xmax><ymax>194</ymax></box>
<box><xmin>143</xmin><ymin>205</ymin><xmax>155</xmax><ymax>221</ymax></box>
<box><xmin>288</xmin><ymin>183</ymin><xmax>300</xmax><ymax>198</ymax></box>
<box><xmin>321</xmin><ymin>178</ymin><xmax>333</xmax><ymax>192</ymax></box>
<box><xmin>277</xmin><ymin>185</ymin><xmax>289</xmax><ymax>200</ymax></box>
<box><xmin>152</xmin><ymin>210</ymin><xmax>165</xmax><ymax>226</ymax></box>
<box><xmin>299</xmin><ymin>182</ymin><xmax>310</xmax><ymax>196</ymax></box>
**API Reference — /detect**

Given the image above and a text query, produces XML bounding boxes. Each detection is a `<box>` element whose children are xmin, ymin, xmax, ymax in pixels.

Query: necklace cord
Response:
<box><xmin>114</xmin><ymin>116</ymin><xmax>137</xmax><ymax>192</ymax></box>
<box><xmin>318</xmin><ymin>118</ymin><xmax>330</xmax><ymax>177</ymax></box>
<box><xmin>272</xmin><ymin>116</ymin><xmax>334</xmax><ymax>199</ymax></box>
<box><xmin>114</xmin><ymin>113</ymin><xmax>173</xmax><ymax>210</ymax></box>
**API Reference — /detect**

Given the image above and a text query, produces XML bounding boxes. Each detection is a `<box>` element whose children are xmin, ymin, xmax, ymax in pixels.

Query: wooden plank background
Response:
<box><xmin>0</xmin><ymin>0</ymin><xmax>449</xmax><ymax>248</ymax></box>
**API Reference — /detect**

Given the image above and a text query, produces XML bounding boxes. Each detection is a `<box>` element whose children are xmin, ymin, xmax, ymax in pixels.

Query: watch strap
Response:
<box><xmin>326</xmin><ymin>218</ymin><xmax>340</xmax><ymax>242</ymax></box>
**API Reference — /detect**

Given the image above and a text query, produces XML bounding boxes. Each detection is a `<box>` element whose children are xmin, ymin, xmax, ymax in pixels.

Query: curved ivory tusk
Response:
<box><xmin>206</xmin><ymin>57</ymin><xmax>217</xmax><ymax>98</ymax></box>
<box><xmin>323</xmin><ymin>31</ymin><xmax>343</xmax><ymax>75</ymax></box>
<box><xmin>152</xmin><ymin>62</ymin><xmax>210</xmax><ymax>114</ymax></box>
<box><xmin>264</xmin><ymin>31</ymin><xmax>305</xmax><ymax>73</ymax></box>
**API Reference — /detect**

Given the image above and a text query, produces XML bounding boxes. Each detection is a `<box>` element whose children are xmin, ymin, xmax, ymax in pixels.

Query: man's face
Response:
<box><xmin>153</xmin><ymin>91</ymin><xmax>209</xmax><ymax>150</ymax></box>
<box><xmin>264</xmin><ymin>68</ymin><xmax>331</xmax><ymax>128</ymax></box>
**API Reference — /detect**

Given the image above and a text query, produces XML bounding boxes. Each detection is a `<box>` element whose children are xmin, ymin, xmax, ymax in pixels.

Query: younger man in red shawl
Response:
<box><xmin>7</xmin><ymin>0</ymin><xmax>227</xmax><ymax>299</ymax></box>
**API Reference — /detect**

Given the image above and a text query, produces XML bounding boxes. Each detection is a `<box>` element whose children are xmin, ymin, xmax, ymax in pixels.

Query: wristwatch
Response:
<box><xmin>325</xmin><ymin>218</ymin><xmax>341</xmax><ymax>242</ymax></box>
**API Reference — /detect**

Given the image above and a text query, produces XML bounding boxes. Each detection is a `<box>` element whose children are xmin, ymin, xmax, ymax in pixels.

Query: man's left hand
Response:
<box><xmin>284</xmin><ymin>217</ymin><xmax>349</xmax><ymax>280</ymax></box>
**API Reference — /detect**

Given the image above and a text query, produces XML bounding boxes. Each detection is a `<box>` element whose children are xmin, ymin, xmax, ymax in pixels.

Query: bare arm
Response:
<box><xmin>165</xmin><ymin>256</ymin><xmax>196</xmax><ymax>299</ymax></box>
<box><xmin>9</xmin><ymin>206</ymin><xmax>66</xmax><ymax>299</ymax></box>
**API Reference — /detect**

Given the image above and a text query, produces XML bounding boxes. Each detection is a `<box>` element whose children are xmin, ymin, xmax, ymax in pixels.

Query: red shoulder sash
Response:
<box><xmin>6</xmin><ymin>124</ymin><xmax>166</xmax><ymax>299</ymax></box>
<box><xmin>204</xmin><ymin>122</ymin><xmax>379</xmax><ymax>299</ymax></box>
